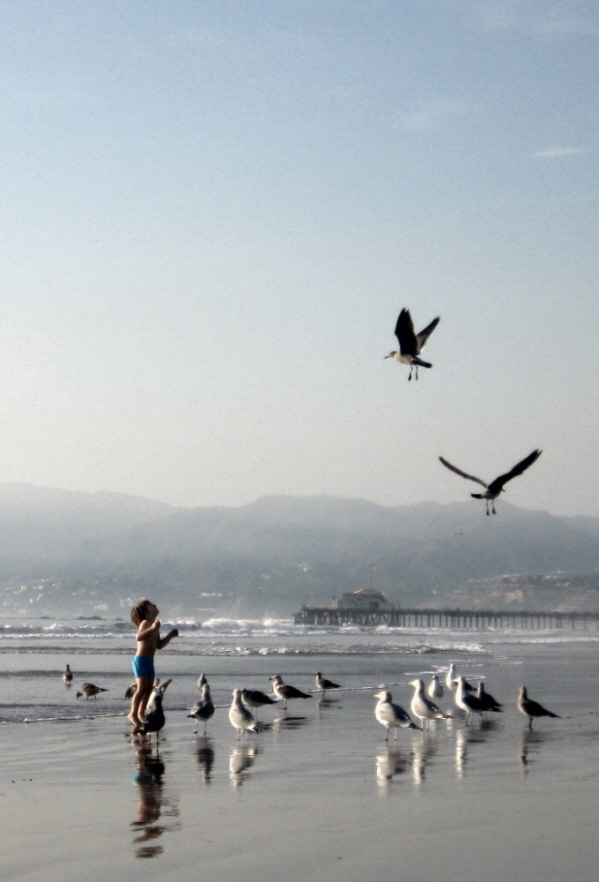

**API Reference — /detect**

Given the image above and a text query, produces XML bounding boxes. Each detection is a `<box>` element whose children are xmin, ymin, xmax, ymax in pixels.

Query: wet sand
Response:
<box><xmin>1</xmin><ymin>641</ymin><xmax>598</xmax><ymax>881</ymax></box>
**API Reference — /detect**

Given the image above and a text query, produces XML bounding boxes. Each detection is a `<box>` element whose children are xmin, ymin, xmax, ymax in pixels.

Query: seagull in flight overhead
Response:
<box><xmin>439</xmin><ymin>449</ymin><xmax>542</xmax><ymax>515</ymax></box>
<box><xmin>385</xmin><ymin>308</ymin><xmax>440</xmax><ymax>380</ymax></box>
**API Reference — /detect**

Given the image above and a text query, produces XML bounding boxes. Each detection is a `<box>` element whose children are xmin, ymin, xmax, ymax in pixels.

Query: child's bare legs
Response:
<box><xmin>128</xmin><ymin>677</ymin><xmax>154</xmax><ymax>726</ymax></box>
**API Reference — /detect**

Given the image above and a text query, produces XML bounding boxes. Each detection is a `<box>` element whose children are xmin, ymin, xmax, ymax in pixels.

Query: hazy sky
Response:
<box><xmin>2</xmin><ymin>1</ymin><xmax>598</xmax><ymax>516</ymax></box>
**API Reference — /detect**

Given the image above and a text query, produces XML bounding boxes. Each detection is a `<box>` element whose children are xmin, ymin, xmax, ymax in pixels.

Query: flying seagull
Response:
<box><xmin>439</xmin><ymin>449</ymin><xmax>542</xmax><ymax>515</ymax></box>
<box><xmin>385</xmin><ymin>308</ymin><xmax>440</xmax><ymax>380</ymax></box>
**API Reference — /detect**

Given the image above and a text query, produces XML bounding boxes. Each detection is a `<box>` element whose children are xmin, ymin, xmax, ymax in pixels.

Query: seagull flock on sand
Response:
<box><xmin>63</xmin><ymin>661</ymin><xmax>561</xmax><ymax>743</ymax></box>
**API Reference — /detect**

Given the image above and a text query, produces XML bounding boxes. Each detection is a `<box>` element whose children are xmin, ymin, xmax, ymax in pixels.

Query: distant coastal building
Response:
<box><xmin>330</xmin><ymin>589</ymin><xmax>396</xmax><ymax>613</ymax></box>
<box><xmin>294</xmin><ymin>589</ymin><xmax>397</xmax><ymax>625</ymax></box>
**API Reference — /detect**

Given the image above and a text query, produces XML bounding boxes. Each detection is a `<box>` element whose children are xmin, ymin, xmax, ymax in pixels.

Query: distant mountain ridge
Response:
<box><xmin>0</xmin><ymin>484</ymin><xmax>597</xmax><ymax>617</ymax></box>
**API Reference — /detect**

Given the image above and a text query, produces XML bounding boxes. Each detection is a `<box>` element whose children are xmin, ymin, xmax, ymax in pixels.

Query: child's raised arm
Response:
<box><xmin>157</xmin><ymin>628</ymin><xmax>179</xmax><ymax>650</ymax></box>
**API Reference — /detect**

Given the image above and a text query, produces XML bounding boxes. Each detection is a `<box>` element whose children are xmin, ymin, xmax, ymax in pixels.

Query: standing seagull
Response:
<box><xmin>315</xmin><ymin>672</ymin><xmax>341</xmax><ymax>696</ymax></box>
<box><xmin>188</xmin><ymin>683</ymin><xmax>215</xmax><ymax>734</ymax></box>
<box><xmin>374</xmin><ymin>691</ymin><xmax>420</xmax><ymax>740</ymax></box>
<box><xmin>269</xmin><ymin>675</ymin><xmax>311</xmax><ymax>710</ymax></box>
<box><xmin>385</xmin><ymin>308</ymin><xmax>440</xmax><ymax>381</ymax></box>
<box><xmin>445</xmin><ymin>663</ymin><xmax>474</xmax><ymax>694</ymax></box>
<box><xmin>409</xmin><ymin>679</ymin><xmax>452</xmax><ymax>728</ymax></box>
<box><xmin>439</xmin><ymin>449</ymin><xmax>542</xmax><ymax>515</ymax></box>
<box><xmin>427</xmin><ymin>674</ymin><xmax>444</xmax><ymax>700</ymax></box>
<box><xmin>229</xmin><ymin>689</ymin><xmax>258</xmax><ymax>739</ymax></box>
<box><xmin>141</xmin><ymin>688</ymin><xmax>166</xmax><ymax>740</ymax></box>
<box><xmin>454</xmin><ymin>676</ymin><xmax>499</xmax><ymax>723</ymax></box>
<box><xmin>241</xmin><ymin>688</ymin><xmax>278</xmax><ymax>719</ymax></box>
<box><xmin>76</xmin><ymin>682</ymin><xmax>108</xmax><ymax>699</ymax></box>
<box><xmin>62</xmin><ymin>664</ymin><xmax>73</xmax><ymax>684</ymax></box>
<box><xmin>197</xmin><ymin>673</ymin><xmax>207</xmax><ymax>691</ymax></box>
<box><xmin>517</xmin><ymin>686</ymin><xmax>560</xmax><ymax>729</ymax></box>
<box><xmin>476</xmin><ymin>682</ymin><xmax>502</xmax><ymax>713</ymax></box>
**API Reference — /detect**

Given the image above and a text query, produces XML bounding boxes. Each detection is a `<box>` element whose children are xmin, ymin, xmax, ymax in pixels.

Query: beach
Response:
<box><xmin>1</xmin><ymin>622</ymin><xmax>598</xmax><ymax>881</ymax></box>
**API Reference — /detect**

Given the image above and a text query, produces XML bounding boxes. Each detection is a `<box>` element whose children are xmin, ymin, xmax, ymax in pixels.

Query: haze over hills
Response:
<box><xmin>0</xmin><ymin>483</ymin><xmax>598</xmax><ymax>618</ymax></box>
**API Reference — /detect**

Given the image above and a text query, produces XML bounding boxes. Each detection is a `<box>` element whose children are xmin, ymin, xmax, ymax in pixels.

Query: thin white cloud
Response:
<box><xmin>469</xmin><ymin>0</ymin><xmax>599</xmax><ymax>37</ymax></box>
<box><xmin>395</xmin><ymin>100</ymin><xmax>472</xmax><ymax>133</ymax></box>
<box><xmin>531</xmin><ymin>147</ymin><xmax>584</xmax><ymax>158</ymax></box>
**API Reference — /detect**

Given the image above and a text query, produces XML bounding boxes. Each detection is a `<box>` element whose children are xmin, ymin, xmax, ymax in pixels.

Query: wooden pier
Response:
<box><xmin>294</xmin><ymin>606</ymin><xmax>599</xmax><ymax>630</ymax></box>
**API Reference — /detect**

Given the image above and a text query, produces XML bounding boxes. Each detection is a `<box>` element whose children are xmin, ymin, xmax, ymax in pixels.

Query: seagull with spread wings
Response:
<box><xmin>385</xmin><ymin>308</ymin><xmax>440</xmax><ymax>380</ymax></box>
<box><xmin>439</xmin><ymin>449</ymin><xmax>542</xmax><ymax>515</ymax></box>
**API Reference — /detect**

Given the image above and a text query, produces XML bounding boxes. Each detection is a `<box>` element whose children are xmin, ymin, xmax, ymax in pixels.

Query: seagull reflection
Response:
<box><xmin>411</xmin><ymin>731</ymin><xmax>438</xmax><ymax>785</ymax></box>
<box><xmin>131</xmin><ymin>747</ymin><xmax>166</xmax><ymax>859</ymax></box>
<box><xmin>519</xmin><ymin>728</ymin><xmax>547</xmax><ymax>773</ymax></box>
<box><xmin>271</xmin><ymin>714</ymin><xmax>309</xmax><ymax>734</ymax></box>
<box><xmin>455</xmin><ymin>718</ymin><xmax>500</xmax><ymax>779</ymax></box>
<box><xmin>229</xmin><ymin>745</ymin><xmax>260</xmax><ymax>787</ymax></box>
<box><xmin>376</xmin><ymin>747</ymin><xmax>409</xmax><ymax>789</ymax></box>
<box><xmin>194</xmin><ymin>736</ymin><xmax>215</xmax><ymax>783</ymax></box>
<box><xmin>316</xmin><ymin>696</ymin><xmax>341</xmax><ymax>713</ymax></box>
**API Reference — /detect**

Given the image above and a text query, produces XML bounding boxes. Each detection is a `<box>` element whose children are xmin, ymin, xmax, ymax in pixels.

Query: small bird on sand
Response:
<box><xmin>427</xmin><ymin>674</ymin><xmax>444</xmax><ymax>700</ymax></box>
<box><xmin>269</xmin><ymin>675</ymin><xmax>311</xmax><ymax>710</ymax></box>
<box><xmin>385</xmin><ymin>308</ymin><xmax>440</xmax><ymax>381</ymax></box>
<box><xmin>409</xmin><ymin>678</ymin><xmax>452</xmax><ymax>728</ymax></box>
<box><xmin>374</xmin><ymin>690</ymin><xmax>420</xmax><ymax>740</ymax></box>
<box><xmin>315</xmin><ymin>672</ymin><xmax>341</xmax><ymax>695</ymax></box>
<box><xmin>188</xmin><ymin>683</ymin><xmax>215</xmax><ymax>734</ymax></box>
<box><xmin>439</xmin><ymin>449</ymin><xmax>542</xmax><ymax>515</ymax></box>
<box><xmin>476</xmin><ymin>682</ymin><xmax>502</xmax><ymax>713</ymax></box>
<box><xmin>517</xmin><ymin>686</ymin><xmax>560</xmax><ymax>729</ymax></box>
<box><xmin>197</xmin><ymin>673</ymin><xmax>207</xmax><ymax>690</ymax></box>
<box><xmin>62</xmin><ymin>664</ymin><xmax>73</xmax><ymax>684</ymax></box>
<box><xmin>241</xmin><ymin>688</ymin><xmax>278</xmax><ymax>719</ymax></box>
<box><xmin>229</xmin><ymin>689</ymin><xmax>258</xmax><ymax>738</ymax></box>
<box><xmin>125</xmin><ymin>682</ymin><xmax>137</xmax><ymax>699</ymax></box>
<box><xmin>76</xmin><ymin>682</ymin><xmax>108</xmax><ymax>699</ymax></box>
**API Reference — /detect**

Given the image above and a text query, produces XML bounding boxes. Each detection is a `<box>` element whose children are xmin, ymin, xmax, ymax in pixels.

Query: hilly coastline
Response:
<box><xmin>0</xmin><ymin>484</ymin><xmax>598</xmax><ymax>619</ymax></box>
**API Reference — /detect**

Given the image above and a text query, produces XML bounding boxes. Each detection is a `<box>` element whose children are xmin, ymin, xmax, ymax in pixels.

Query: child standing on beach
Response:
<box><xmin>128</xmin><ymin>599</ymin><xmax>178</xmax><ymax>728</ymax></box>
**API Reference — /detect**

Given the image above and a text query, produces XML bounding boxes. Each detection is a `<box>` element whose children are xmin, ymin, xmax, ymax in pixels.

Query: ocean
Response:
<box><xmin>1</xmin><ymin>614</ymin><xmax>597</xmax><ymax>724</ymax></box>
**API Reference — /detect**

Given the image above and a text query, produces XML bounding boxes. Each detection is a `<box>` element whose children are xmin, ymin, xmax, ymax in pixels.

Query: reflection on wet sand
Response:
<box><xmin>519</xmin><ymin>728</ymin><xmax>548</xmax><ymax>773</ymax></box>
<box><xmin>316</xmin><ymin>697</ymin><xmax>342</xmax><ymax>714</ymax></box>
<box><xmin>455</xmin><ymin>718</ymin><xmax>501</xmax><ymax>779</ymax></box>
<box><xmin>130</xmin><ymin>743</ymin><xmax>179</xmax><ymax>859</ymax></box>
<box><xmin>229</xmin><ymin>744</ymin><xmax>261</xmax><ymax>787</ymax></box>
<box><xmin>194</xmin><ymin>736</ymin><xmax>215</xmax><ymax>783</ymax></box>
<box><xmin>376</xmin><ymin>747</ymin><xmax>409</xmax><ymax>789</ymax></box>
<box><xmin>271</xmin><ymin>714</ymin><xmax>309</xmax><ymax>735</ymax></box>
<box><xmin>412</xmin><ymin>730</ymin><xmax>438</xmax><ymax>785</ymax></box>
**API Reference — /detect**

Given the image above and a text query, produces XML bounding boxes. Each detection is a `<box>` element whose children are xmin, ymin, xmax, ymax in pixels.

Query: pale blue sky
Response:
<box><xmin>1</xmin><ymin>1</ymin><xmax>598</xmax><ymax>515</ymax></box>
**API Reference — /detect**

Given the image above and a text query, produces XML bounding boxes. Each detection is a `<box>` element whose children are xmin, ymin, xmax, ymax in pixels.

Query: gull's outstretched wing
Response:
<box><xmin>416</xmin><ymin>316</ymin><xmax>440</xmax><ymax>353</ymax></box>
<box><xmin>439</xmin><ymin>456</ymin><xmax>488</xmax><ymax>489</ymax></box>
<box><xmin>394</xmin><ymin>309</ymin><xmax>417</xmax><ymax>356</ymax></box>
<box><xmin>487</xmin><ymin>449</ymin><xmax>542</xmax><ymax>494</ymax></box>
